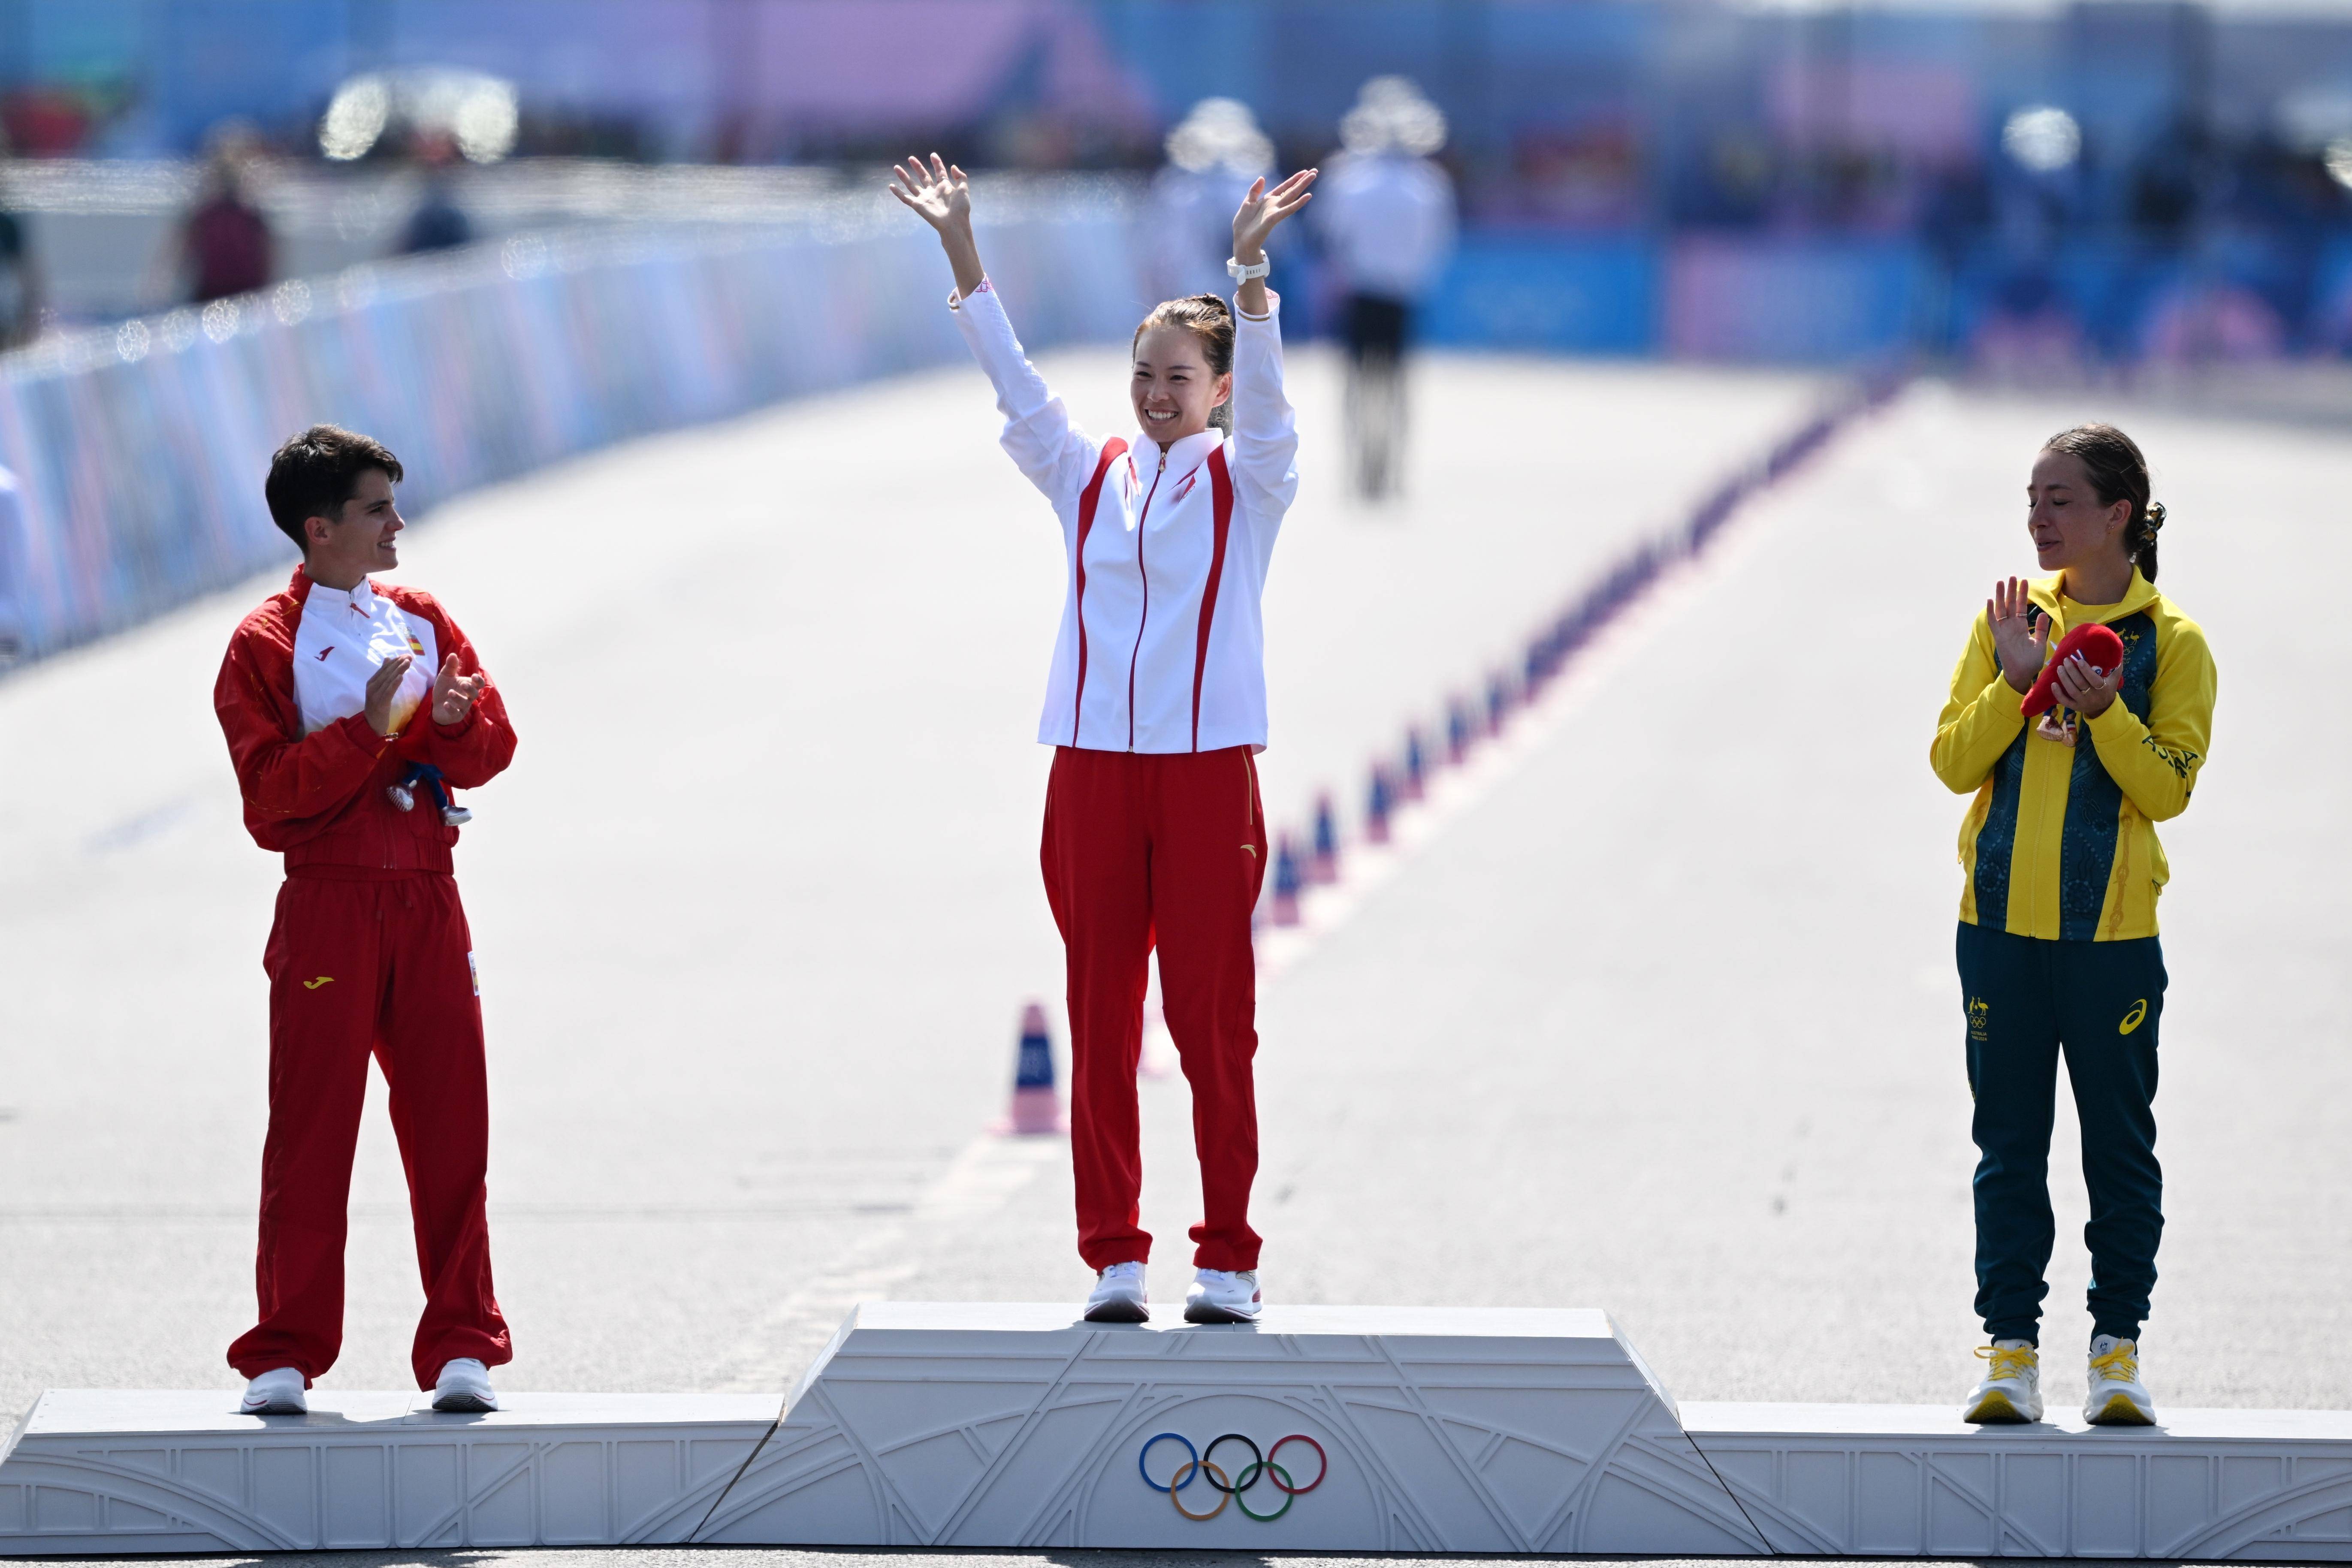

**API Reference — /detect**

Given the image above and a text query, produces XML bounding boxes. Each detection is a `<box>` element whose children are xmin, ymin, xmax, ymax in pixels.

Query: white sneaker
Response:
<box><xmin>1962</xmin><ymin>1339</ymin><xmax>2043</xmax><ymax>1423</ymax></box>
<box><xmin>1084</xmin><ymin>1261</ymin><xmax>1148</xmax><ymax>1323</ymax></box>
<box><xmin>1184</xmin><ymin>1268</ymin><xmax>1262</xmax><ymax>1324</ymax></box>
<box><xmin>239</xmin><ymin>1366</ymin><xmax>307</xmax><ymax>1415</ymax></box>
<box><xmin>431</xmin><ymin>1357</ymin><xmax>498</xmax><ymax>1413</ymax></box>
<box><xmin>2085</xmin><ymin>1335</ymin><xmax>2156</xmax><ymax>1425</ymax></box>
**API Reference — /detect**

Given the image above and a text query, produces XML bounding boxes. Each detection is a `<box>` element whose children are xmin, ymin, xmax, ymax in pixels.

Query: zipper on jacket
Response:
<box><xmin>1125</xmin><ymin>447</ymin><xmax>1168</xmax><ymax>752</ymax></box>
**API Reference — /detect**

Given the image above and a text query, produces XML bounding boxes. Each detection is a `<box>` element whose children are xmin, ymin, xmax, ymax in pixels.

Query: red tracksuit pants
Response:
<box><xmin>1042</xmin><ymin>745</ymin><xmax>1267</xmax><ymax>1272</ymax></box>
<box><xmin>227</xmin><ymin>871</ymin><xmax>511</xmax><ymax>1390</ymax></box>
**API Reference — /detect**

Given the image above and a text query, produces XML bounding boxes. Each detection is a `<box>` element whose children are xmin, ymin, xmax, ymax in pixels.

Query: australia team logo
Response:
<box><xmin>1138</xmin><ymin>1431</ymin><xmax>1326</xmax><ymax>1522</ymax></box>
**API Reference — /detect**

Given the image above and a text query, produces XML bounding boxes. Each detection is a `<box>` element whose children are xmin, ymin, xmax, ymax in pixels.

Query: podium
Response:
<box><xmin>8</xmin><ymin>1305</ymin><xmax>2352</xmax><ymax>1558</ymax></box>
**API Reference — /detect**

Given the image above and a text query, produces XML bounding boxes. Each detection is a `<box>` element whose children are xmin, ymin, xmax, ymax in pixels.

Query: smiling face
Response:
<box><xmin>2026</xmin><ymin>449</ymin><xmax>2131</xmax><ymax>575</ymax></box>
<box><xmin>304</xmin><ymin>467</ymin><xmax>405</xmax><ymax>585</ymax></box>
<box><xmin>1131</xmin><ymin>324</ymin><xmax>1232</xmax><ymax>447</ymax></box>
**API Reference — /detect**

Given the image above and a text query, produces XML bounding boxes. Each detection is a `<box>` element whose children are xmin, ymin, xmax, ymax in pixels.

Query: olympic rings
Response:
<box><xmin>1267</xmin><ymin>1433</ymin><xmax>1327</xmax><ymax>1493</ymax></box>
<box><xmin>1235</xmin><ymin>1462</ymin><xmax>1295</xmax><ymax>1520</ymax></box>
<box><xmin>1202</xmin><ymin>1433</ymin><xmax>1262</xmax><ymax>1493</ymax></box>
<box><xmin>1138</xmin><ymin>1432</ymin><xmax>1197</xmax><ymax>1493</ymax></box>
<box><xmin>1169</xmin><ymin>1460</ymin><xmax>1230</xmax><ymax>1519</ymax></box>
<box><xmin>1138</xmin><ymin>1432</ymin><xmax>1326</xmax><ymax>1522</ymax></box>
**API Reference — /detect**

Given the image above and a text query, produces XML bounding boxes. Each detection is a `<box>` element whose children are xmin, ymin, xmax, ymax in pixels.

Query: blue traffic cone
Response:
<box><xmin>1403</xmin><ymin>728</ymin><xmax>1427</xmax><ymax>801</ymax></box>
<box><xmin>1310</xmin><ymin>791</ymin><xmax>1339</xmax><ymax>883</ymax></box>
<box><xmin>1367</xmin><ymin>763</ymin><xmax>1393</xmax><ymax>844</ymax></box>
<box><xmin>1485</xmin><ymin>672</ymin><xmax>1512</xmax><ymax>736</ymax></box>
<box><xmin>1001</xmin><ymin>1001</ymin><xmax>1065</xmax><ymax>1135</ymax></box>
<box><xmin>1271</xmin><ymin>834</ymin><xmax>1303</xmax><ymax>926</ymax></box>
<box><xmin>1447</xmin><ymin>698</ymin><xmax>1473</xmax><ymax>765</ymax></box>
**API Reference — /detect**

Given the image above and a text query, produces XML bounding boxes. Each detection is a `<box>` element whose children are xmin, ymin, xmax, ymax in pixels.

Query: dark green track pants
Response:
<box><xmin>1957</xmin><ymin>920</ymin><xmax>2166</xmax><ymax>1346</ymax></box>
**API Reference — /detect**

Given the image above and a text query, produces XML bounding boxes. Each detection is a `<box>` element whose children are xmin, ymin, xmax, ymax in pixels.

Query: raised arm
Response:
<box><xmin>891</xmin><ymin>153</ymin><xmax>1098</xmax><ymax>504</ymax></box>
<box><xmin>1228</xmin><ymin>171</ymin><xmax>1315</xmax><ymax>536</ymax></box>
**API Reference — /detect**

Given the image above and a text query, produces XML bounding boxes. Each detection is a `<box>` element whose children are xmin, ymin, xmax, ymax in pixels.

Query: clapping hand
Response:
<box><xmin>363</xmin><ymin>655</ymin><xmax>411</xmax><ymax>738</ymax></box>
<box><xmin>1986</xmin><ymin>577</ymin><xmax>2049</xmax><ymax>695</ymax></box>
<box><xmin>431</xmin><ymin>655</ymin><xmax>485</xmax><ymax>726</ymax></box>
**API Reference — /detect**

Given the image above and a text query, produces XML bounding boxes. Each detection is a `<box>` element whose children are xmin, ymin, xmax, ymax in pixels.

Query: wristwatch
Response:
<box><xmin>1226</xmin><ymin>254</ymin><xmax>1272</xmax><ymax>282</ymax></box>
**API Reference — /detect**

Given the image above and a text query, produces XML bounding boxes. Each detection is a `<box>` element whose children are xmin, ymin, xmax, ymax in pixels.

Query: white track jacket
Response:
<box><xmin>952</xmin><ymin>279</ymin><xmax>1298</xmax><ymax>753</ymax></box>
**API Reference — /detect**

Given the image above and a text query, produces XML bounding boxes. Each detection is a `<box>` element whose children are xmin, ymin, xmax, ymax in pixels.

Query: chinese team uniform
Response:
<box><xmin>214</xmin><ymin>567</ymin><xmax>517</xmax><ymax>1389</ymax></box>
<box><xmin>953</xmin><ymin>278</ymin><xmax>1298</xmax><ymax>1272</ymax></box>
<box><xmin>1932</xmin><ymin>568</ymin><xmax>2216</xmax><ymax>1345</ymax></box>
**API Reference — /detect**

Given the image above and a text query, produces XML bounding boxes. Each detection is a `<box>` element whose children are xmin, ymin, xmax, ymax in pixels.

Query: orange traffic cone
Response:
<box><xmin>998</xmin><ymin>1001</ymin><xmax>1066</xmax><ymax>1135</ymax></box>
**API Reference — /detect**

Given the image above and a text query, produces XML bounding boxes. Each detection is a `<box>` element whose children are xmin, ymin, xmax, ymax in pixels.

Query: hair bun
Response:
<box><xmin>1184</xmin><ymin>291</ymin><xmax>1233</xmax><ymax>318</ymax></box>
<box><xmin>2145</xmin><ymin>500</ymin><xmax>2166</xmax><ymax>530</ymax></box>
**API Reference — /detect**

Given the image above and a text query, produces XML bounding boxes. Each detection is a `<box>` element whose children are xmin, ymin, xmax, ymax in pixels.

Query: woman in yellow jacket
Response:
<box><xmin>1931</xmin><ymin>424</ymin><xmax>2216</xmax><ymax>1428</ymax></box>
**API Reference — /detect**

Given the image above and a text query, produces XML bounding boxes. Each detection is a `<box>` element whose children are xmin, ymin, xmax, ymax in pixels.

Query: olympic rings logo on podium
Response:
<box><xmin>1138</xmin><ymin>1432</ymin><xmax>1328</xmax><ymax>1522</ymax></box>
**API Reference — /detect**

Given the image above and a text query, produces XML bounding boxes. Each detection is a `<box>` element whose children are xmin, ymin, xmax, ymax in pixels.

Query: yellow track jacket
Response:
<box><xmin>1932</xmin><ymin>570</ymin><xmax>2216</xmax><ymax>941</ymax></box>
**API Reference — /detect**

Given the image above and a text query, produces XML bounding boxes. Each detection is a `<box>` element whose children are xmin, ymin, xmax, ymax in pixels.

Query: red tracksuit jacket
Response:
<box><xmin>214</xmin><ymin>566</ymin><xmax>516</xmax><ymax>868</ymax></box>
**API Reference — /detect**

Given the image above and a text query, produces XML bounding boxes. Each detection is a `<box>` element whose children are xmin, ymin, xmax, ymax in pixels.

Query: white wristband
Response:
<box><xmin>1226</xmin><ymin>254</ymin><xmax>1271</xmax><ymax>283</ymax></box>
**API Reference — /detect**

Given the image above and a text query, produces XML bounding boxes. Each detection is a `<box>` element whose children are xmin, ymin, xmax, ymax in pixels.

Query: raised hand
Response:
<box><xmin>1987</xmin><ymin>577</ymin><xmax>2049</xmax><ymax>694</ymax></box>
<box><xmin>888</xmin><ymin>153</ymin><xmax>971</xmax><ymax>233</ymax></box>
<box><xmin>1232</xmin><ymin>168</ymin><xmax>1317</xmax><ymax>264</ymax></box>
<box><xmin>888</xmin><ymin>152</ymin><xmax>985</xmax><ymax>299</ymax></box>
<box><xmin>364</xmin><ymin>654</ymin><xmax>412</xmax><ymax>738</ymax></box>
<box><xmin>431</xmin><ymin>654</ymin><xmax>486</xmax><ymax>726</ymax></box>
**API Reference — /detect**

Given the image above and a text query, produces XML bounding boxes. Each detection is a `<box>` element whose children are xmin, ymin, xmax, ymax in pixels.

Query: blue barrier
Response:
<box><xmin>0</xmin><ymin>198</ymin><xmax>1148</xmax><ymax>664</ymax></box>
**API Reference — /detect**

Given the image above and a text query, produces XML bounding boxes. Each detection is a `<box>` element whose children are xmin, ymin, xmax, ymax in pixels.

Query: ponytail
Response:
<box><xmin>1133</xmin><ymin>293</ymin><xmax>1237</xmax><ymax>431</ymax></box>
<box><xmin>2042</xmin><ymin>423</ymin><xmax>2165</xmax><ymax>585</ymax></box>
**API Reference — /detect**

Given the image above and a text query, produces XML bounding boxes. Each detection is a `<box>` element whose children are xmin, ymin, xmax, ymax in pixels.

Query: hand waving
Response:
<box><xmin>888</xmin><ymin>153</ymin><xmax>971</xmax><ymax>235</ymax></box>
<box><xmin>1232</xmin><ymin>169</ymin><xmax>1318</xmax><ymax>264</ymax></box>
<box><xmin>1986</xmin><ymin>577</ymin><xmax>2049</xmax><ymax>694</ymax></box>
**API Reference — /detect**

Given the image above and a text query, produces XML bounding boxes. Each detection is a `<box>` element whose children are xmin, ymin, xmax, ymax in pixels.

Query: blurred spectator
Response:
<box><xmin>0</xmin><ymin>141</ymin><xmax>41</xmax><ymax>347</ymax></box>
<box><xmin>1972</xmin><ymin>272</ymin><xmax>2088</xmax><ymax>380</ymax></box>
<box><xmin>178</xmin><ymin>133</ymin><xmax>272</xmax><ymax>303</ymax></box>
<box><xmin>1150</xmin><ymin>98</ymin><xmax>1272</xmax><ymax>302</ymax></box>
<box><xmin>400</xmin><ymin>138</ymin><xmax>474</xmax><ymax>255</ymax></box>
<box><xmin>2142</xmin><ymin>275</ymin><xmax>2286</xmax><ymax>363</ymax></box>
<box><xmin>1315</xmin><ymin>78</ymin><xmax>1456</xmax><ymax>501</ymax></box>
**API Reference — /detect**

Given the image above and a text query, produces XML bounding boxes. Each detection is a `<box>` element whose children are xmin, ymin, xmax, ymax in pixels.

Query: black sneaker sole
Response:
<box><xmin>431</xmin><ymin>1393</ymin><xmax>496</xmax><ymax>1413</ymax></box>
<box><xmin>1084</xmin><ymin>1298</ymin><xmax>1149</xmax><ymax>1324</ymax></box>
<box><xmin>1183</xmin><ymin>1301</ymin><xmax>1260</xmax><ymax>1325</ymax></box>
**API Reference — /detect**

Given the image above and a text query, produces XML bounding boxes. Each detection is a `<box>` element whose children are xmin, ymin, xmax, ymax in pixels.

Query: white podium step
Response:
<box><xmin>700</xmin><ymin>1302</ymin><xmax>1762</xmax><ymax>1553</ymax></box>
<box><xmin>1685</xmin><ymin>1401</ymin><xmax>2352</xmax><ymax>1561</ymax></box>
<box><xmin>0</xmin><ymin>1390</ymin><xmax>778</xmax><ymax>1555</ymax></box>
<box><xmin>6</xmin><ymin>1308</ymin><xmax>2352</xmax><ymax>1558</ymax></box>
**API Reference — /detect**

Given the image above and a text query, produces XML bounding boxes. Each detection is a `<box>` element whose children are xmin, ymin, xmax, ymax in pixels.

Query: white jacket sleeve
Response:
<box><xmin>1229</xmin><ymin>291</ymin><xmax>1298</xmax><ymax>554</ymax></box>
<box><xmin>951</xmin><ymin>281</ymin><xmax>1101</xmax><ymax>507</ymax></box>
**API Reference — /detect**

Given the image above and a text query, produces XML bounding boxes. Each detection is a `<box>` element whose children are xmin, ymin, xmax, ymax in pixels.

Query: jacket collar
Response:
<box><xmin>2028</xmin><ymin>567</ymin><xmax>2157</xmax><ymax>625</ymax></box>
<box><xmin>291</xmin><ymin>564</ymin><xmax>378</xmax><ymax>618</ymax></box>
<box><xmin>1132</xmin><ymin>428</ymin><xmax>1223</xmax><ymax>485</ymax></box>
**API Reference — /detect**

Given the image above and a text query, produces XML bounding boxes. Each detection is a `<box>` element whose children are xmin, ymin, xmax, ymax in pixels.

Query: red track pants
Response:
<box><xmin>227</xmin><ymin>872</ymin><xmax>511</xmax><ymax>1390</ymax></box>
<box><xmin>1042</xmin><ymin>745</ymin><xmax>1267</xmax><ymax>1272</ymax></box>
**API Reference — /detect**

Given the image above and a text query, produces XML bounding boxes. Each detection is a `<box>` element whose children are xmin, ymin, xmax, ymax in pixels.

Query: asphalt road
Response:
<box><xmin>7</xmin><ymin>350</ymin><xmax>2346</xmax><ymax>1568</ymax></box>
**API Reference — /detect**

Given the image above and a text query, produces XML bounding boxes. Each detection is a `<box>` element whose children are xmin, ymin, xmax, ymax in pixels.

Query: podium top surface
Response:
<box><xmin>842</xmin><ymin>1301</ymin><xmax>1619</xmax><ymax>1338</ymax></box>
<box><xmin>20</xmin><ymin>1390</ymin><xmax>782</xmax><ymax>1439</ymax></box>
<box><xmin>1680</xmin><ymin>1401</ymin><xmax>2352</xmax><ymax>1442</ymax></box>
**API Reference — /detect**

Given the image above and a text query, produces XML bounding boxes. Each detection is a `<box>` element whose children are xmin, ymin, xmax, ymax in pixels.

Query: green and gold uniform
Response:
<box><xmin>1931</xmin><ymin>569</ymin><xmax>2216</xmax><ymax>1345</ymax></box>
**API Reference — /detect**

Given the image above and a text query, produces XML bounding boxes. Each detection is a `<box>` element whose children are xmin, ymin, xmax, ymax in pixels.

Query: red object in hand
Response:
<box><xmin>2021</xmin><ymin>623</ymin><xmax>2126</xmax><ymax>716</ymax></box>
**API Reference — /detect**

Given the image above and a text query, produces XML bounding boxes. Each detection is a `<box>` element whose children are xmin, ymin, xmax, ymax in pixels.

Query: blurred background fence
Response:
<box><xmin>0</xmin><ymin>188</ymin><xmax>1143</xmax><ymax>660</ymax></box>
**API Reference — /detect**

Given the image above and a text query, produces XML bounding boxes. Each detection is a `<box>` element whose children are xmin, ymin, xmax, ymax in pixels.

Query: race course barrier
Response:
<box><xmin>0</xmin><ymin>183</ymin><xmax>1144</xmax><ymax>664</ymax></box>
<box><xmin>7</xmin><ymin>1303</ymin><xmax>2352</xmax><ymax>1557</ymax></box>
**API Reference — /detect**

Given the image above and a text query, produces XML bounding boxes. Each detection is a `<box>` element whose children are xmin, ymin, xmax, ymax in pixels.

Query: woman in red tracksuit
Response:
<box><xmin>891</xmin><ymin>153</ymin><xmax>1313</xmax><ymax>1324</ymax></box>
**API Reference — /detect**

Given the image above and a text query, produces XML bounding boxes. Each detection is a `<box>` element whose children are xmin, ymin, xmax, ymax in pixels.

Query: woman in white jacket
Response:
<box><xmin>892</xmin><ymin>153</ymin><xmax>1313</xmax><ymax>1324</ymax></box>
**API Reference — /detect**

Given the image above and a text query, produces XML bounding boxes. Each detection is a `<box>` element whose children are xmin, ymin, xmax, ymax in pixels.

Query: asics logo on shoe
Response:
<box><xmin>302</xmin><ymin>976</ymin><xmax>335</xmax><ymax>990</ymax></box>
<box><xmin>2120</xmin><ymin>998</ymin><xmax>2148</xmax><ymax>1034</ymax></box>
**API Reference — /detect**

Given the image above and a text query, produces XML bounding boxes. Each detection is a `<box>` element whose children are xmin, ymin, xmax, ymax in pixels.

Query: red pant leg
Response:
<box><xmin>374</xmin><ymin>874</ymin><xmax>510</xmax><ymax>1389</ymax></box>
<box><xmin>1149</xmin><ymin>748</ymin><xmax>1268</xmax><ymax>1271</ymax></box>
<box><xmin>228</xmin><ymin>877</ymin><xmax>383</xmax><ymax>1383</ymax></box>
<box><xmin>1042</xmin><ymin>748</ymin><xmax>1156</xmax><ymax>1271</ymax></box>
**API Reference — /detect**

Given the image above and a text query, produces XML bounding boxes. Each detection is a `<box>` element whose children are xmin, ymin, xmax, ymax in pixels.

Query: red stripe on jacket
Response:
<box><xmin>1070</xmin><ymin>439</ymin><xmax>1127</xmax><ymax>748</ymax></box>
<box><xmin>1190</xmin><ymin>445</ymin><xmax>1235</xmax><ymax>752</ymax></box>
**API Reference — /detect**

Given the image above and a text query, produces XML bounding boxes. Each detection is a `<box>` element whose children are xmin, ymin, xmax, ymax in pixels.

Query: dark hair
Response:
<box><xmin>1132</xmin><ymin>294</ymin><xmax>1236</xmax><ymax>431</ymax></box>
<box><xmin>2041</xmin><ymin>423</ymin><xmax>2166</xmax><ymax>583</ymax></box>
<box><xmin>265</xmin><ymin>424</ymin><xmax>405</xmax><ymax>554</ymax></box>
